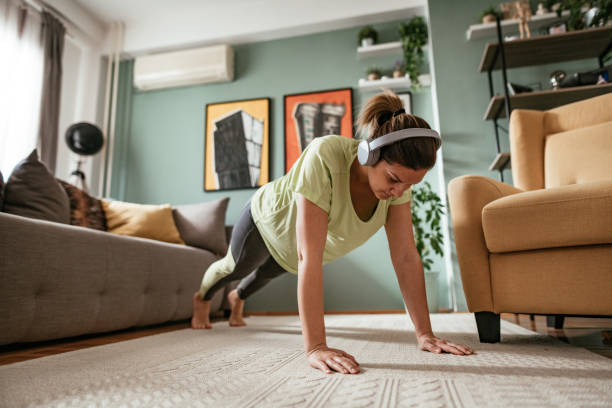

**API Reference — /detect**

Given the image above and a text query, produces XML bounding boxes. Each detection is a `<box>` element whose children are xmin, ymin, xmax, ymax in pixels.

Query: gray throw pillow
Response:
<box><xmin>3</xmin><ymin>149</ymin><xmax>70</xmax><ymax>224</ymax></box>
<box><xmin>173</xmin><ymin>197</ymin><xmax>230</xmax><ymax>255</ymax></box>
<box><xmin>0</xmin><ymin>169</ymin><xmax>4</xmax><ymax>210</ymax></box>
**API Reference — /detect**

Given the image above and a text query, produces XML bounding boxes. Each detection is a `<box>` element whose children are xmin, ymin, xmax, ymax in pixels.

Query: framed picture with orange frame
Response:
<box><xmin>283</xmin><ymin>88</ymin><xmax>353</xmax><ymax>173</ymax></box>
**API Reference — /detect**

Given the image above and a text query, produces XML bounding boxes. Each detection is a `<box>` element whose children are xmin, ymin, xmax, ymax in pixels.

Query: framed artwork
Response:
<box><xmin>204</xmin><ymin>97</ymin><xmax>270</xmax><ymax>191</ymax></box>
<box><xmin>396</xmin><ymin>92</ymin><xmax>412</xmax><ymax>115</ymax></box>
<box><xmin>284</xmin><ymin>87</ymin><xmax>353</xmax><ymax>173</ymax></box>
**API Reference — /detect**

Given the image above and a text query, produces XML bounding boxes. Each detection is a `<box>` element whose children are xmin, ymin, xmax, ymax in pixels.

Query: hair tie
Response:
<box><xmin>377</xmin><ymin>109</ymin><xmax>406</xmax><ymax>126</ymax></box>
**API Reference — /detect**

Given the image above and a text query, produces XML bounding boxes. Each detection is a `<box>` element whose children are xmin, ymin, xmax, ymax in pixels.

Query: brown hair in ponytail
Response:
<box><xmin>356</xmin><ymin>89</ymin><xmax>439</xmax><ymax>170</ymax></box>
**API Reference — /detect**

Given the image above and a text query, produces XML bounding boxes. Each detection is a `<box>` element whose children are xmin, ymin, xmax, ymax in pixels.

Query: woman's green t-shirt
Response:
<box><xmin>250</xmin><ymin>135</ymin><xmax>411</xmax><ymax>274</ymax></box>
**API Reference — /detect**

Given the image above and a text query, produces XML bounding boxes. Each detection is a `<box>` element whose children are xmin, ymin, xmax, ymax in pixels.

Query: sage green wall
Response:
<box><xmin>427</xmin><ymin>0</ymin><xmax>602</xmax><ymax>310</ymax></box>
<box><xmin>111</xmin><ymin>20</ymin><xmax>446</xmax><ymax>313</ymax></box>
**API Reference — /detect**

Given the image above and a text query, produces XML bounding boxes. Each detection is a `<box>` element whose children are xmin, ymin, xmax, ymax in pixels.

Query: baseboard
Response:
<box><xmin>244</xmin><ymin>309</ymin><xmax>451</xmax><ymax>316</ymax></box>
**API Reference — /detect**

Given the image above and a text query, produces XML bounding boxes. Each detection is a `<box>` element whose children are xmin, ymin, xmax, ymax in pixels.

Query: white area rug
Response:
<box><xmin>1</xmin><ymin>313</ymin><xmax>612</xmax><ymax>407</ymax></box>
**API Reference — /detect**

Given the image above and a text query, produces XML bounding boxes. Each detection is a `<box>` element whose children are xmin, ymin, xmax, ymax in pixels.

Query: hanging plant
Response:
<box><xmin>411</xmin><ymin>181</ymin><xmax>445</xmax><ymax>273</ymax></box>
<box><xmin>398</xmin><ymin>16</ymin><xmax>428</xmax><ymax>88</ymax></box>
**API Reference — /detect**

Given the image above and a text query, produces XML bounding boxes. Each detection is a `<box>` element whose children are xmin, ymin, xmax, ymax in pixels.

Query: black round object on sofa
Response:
<box><xmin>65</xmin><ymin>122</ymin><xmax>104</xmax><ymax>156</ymax></box>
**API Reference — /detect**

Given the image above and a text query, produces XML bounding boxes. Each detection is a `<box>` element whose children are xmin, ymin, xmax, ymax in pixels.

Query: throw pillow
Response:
<box><xmin>3</xmin><ymin>150</ymin><xmax>70</xmax><ymax>224</ymax></box>
<box><xmin>101</xmin><ymin>200</ymin><xmax>185</xmax><ymax>245</ymax></box>
<box><xmin>57</xmin><ymin>179</ymin><xmax>107</xmax><ymax>231</ymax></box>
<box><xmin>173</xmin><ymin>197</ymin><xmax>230</xmax><ymax>255</ymax></box>
<box><xmin>0</xmin><ymin>169</ymin><xmax>4</xmax><ymax>210</ymax></box>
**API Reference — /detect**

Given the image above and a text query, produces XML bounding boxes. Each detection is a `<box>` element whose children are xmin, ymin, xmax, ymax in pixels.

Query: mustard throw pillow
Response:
<box><xmin>101</xmin><ymin>200</ymin><xmax>185</xmax><ymax>245</ymax></box>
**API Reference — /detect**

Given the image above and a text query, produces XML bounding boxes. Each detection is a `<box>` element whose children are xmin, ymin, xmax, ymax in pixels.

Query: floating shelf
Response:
<box><xmin>357</xmin><ymin>42</ymin><xmax>428</xmax><ymax>59</ymax></box>
<box><xmin>489</xmin><ymin>152</ymin><xmax>511</xmax><ymax>171</ymax></box>
<box><xmin>479</xmin><ymin>26</ymin><xmax>612</xmax><ymax>72</ymax></box>
<box><xmin>466</xmin><ymin>11</ymin><xmax>569</xmax><ymax>41</ymax></box>
<box><xmin>358</xmin><ymin>74</ymin><xmax>431</xmax><ymax>91</ymax></box>
<box><xmin>483</xmin><ymin>83</ymin><xmax>612</xmax><ymax>120</ymax></box>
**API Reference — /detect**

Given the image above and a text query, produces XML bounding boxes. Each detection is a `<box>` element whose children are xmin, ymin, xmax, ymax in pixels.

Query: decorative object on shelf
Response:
<box><xmin>515</xmin><ymin>1</ymin><xmax>533</xmax><ymax>38</ymax></box>
<box><xmin>548</xmin><ymin>21</ymin><xmax>568</xmax><ymax>33</ymax></box>
<box><xmin>500</xmin><ymin>0</ymin><xmax>530</xmax><ymax>19</ymax></box>
<box><xmin>204</xmin><ymin>97</ymin><xmax>270</xmax><ymax>191</ymax></box>
<box><xmin>411</xmin><ymin>181</ymin><xmax>445</xmax><ymax>274</ymax></box>
<box><xmin>65</xmin><ymin>122</ymin><xmax>104</xmax><ymax>193</ymax></box>
<box><xmin>393</xmin><ymin>60</ymin><xmax>405</xmax><ymax>78</ymax></box>
<box><xmin>554</xmin><ymin>0</ymin><xmax>587</xmax><ymax>30</ymax></box>
<box><xmin>550</xmin><ymin>70</ymin><xmax>567</xmax><ymax>88</ymax></box>
<box><xmin>358</xmin><ymin>25</ymin><xmax>378</xmax><ymax>47</ymax></box>
<box><xmin>559</xmin><ymin>66</ymin><xmax>610</xmax><ymax>87</ymax></box>
<box><xmin>536</xmin><ymin>2</ymin><xmax>548</xmax><ymax>15</ymax></box>
<box><xmin>398</xmin><ymin>16</ymin><xmax>428</xmax><ymax>87</ymax></box>
<box><xmin>507</xmin><ymin>82</ymin><xmax>533</xmax><ymax>94</ymax></box>
<box><xmin>366</xmin><ymin>66</ymin><xmax>382</xmax><ymax>80</ymax></box>
<box><xmin>585</xmin><ymin>1</ymin><xmax>611</xmax><ymax>27</ymax></box>
<box><xmin>283</xmin><ymin>88</ymin><xmax>353</xmax><ymax>173</ymax></box>
<box><xmin>481</xmin><ymin>5</ymin><xmax>502</xmax><ymax>23</ymax></box>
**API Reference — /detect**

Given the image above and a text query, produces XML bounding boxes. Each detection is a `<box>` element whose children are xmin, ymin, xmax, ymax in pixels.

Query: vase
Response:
<box><xmin>361</xmin><ymin>38</ymin><xmax>374</xmax><ymax>47</ymax></box>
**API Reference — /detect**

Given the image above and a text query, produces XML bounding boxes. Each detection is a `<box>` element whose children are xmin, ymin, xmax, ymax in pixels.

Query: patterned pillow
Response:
<box><xmin>57</xmin><ymin>179</ymin><xmax>107</xmax><ymax>231</ymax></box>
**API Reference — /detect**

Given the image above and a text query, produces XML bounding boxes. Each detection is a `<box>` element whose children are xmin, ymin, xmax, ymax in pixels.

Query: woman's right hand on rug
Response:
<box><xmin>307</xmin><ymin>345</ymin><xmax>360</xmax><ymax>374</ymax></box>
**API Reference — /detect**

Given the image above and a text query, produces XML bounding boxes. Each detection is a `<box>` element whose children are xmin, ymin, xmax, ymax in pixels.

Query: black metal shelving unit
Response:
<box><xmin>479</xmin><ymin>19</ymin><xmax>612</xmax><ymax>181</ymax></box>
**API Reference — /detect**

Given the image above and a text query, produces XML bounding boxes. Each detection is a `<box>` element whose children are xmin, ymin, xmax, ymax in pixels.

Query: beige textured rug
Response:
<box><xmin>1</xmin><ymin>313</ymin><xmax>612</xmax><ymax>407</ymax></box>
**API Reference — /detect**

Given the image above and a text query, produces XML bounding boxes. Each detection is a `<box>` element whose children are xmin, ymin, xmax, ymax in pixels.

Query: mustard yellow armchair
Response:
<box><xmin>448</xmin><ymin>93</ymin><xmax>612</xmax><ymax>343</ymax></box>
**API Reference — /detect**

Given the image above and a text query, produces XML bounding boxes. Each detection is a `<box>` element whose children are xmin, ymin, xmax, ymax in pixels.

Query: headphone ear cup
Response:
<box><xmin>370</xmin><ymin>148</ymin><xmax>380</xmax><ymax>165</ymax></box>
<box><xmin>357</xmin><ymin>140</ymin><xmax>370</xmax><ymax>165</ymax></box>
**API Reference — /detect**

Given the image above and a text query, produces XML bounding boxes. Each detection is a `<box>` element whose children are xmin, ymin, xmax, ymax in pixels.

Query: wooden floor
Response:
<box><xmin>1</xmin><ymin>312</ymin><xmax>611</xmax><ymax>365</ymax></box>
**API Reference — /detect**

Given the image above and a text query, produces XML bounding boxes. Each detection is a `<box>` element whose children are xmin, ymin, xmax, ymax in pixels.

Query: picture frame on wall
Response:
<box><xmin>283</xmin><ymin>87</ymin><xmax>353</xmax><ymax>173</ymax></box>
<box><xmin>396</xmin><ymin>91</ymin><xmax>412</xmax><ymax>115</ymax></box>
<box><xmin>204</xmin><ymin>97</ymin><xmax>270</xmax><ymax>192</ymax></box>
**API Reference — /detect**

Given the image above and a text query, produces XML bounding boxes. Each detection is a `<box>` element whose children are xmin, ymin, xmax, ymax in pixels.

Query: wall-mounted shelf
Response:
<box><xmin>358</xmin><ymin>74</ymin><xmax>431</xmax><ymax>91</ymax></box>
<box><xmin>357</xmin><ymin>42</ymin><xmax>428</xmax><ymax>59</ymax></box>
<box><xmin>489</xmin><ymin>152</ymin><xmax>511</xmax><ymax>171</ymax></box>
<box><xmin>479</xmin><ymin>26</ymin><xmax>612</xmax><ymax>72</ymax></box>
<box><xmin>467</xmin><ymin>10</ymin><xmax>569</xmax><ymax>41</ymax></box>
<box><xmin>484</xmin><ymin>83</ymin><xmax>612</xmax><ymax>120</ymax></box>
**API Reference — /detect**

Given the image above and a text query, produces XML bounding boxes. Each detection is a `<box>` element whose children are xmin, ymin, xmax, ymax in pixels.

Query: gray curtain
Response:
<box><xmin>37</xmin><ymin>11</ymin><xmax>65</xmax><ymax>174</ymax></box>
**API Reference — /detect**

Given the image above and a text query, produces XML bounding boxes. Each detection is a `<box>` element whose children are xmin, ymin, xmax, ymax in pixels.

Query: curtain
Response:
<box><xmin>37</xmin><ymin>11</ymin><xmax>65</xmax><ymax>174</ymax></box>
<box><xmin>0</xmin><ymin>0</ymin><xmax>44</xmax><ymax>177</ymax></box>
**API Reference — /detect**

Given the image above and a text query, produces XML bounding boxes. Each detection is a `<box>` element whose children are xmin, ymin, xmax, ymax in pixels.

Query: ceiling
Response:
<box><xmin>64</xmin><ymin>0</ymin><xmax>427</xmax><ymax>55</ymax></box>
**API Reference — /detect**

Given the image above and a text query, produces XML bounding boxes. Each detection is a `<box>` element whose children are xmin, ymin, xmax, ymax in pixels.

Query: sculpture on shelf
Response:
<box><xmin>515</xmin><ymin>1</ymin><xmax>532</xmax><ymax>38</ymax></box>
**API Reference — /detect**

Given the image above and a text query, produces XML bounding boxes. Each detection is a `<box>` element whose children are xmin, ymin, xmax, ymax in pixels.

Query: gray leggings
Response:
<box><xmin>201</xmin><ymin>201</ymin><xmax>287</xmax><ymax>301</ymax></box>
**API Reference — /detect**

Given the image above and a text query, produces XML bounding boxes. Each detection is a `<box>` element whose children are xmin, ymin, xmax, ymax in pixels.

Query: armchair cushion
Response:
<box><xmin>482</xmin><ymin>180</ymin><xmax>612</xmax><ymax>253</ymax></box>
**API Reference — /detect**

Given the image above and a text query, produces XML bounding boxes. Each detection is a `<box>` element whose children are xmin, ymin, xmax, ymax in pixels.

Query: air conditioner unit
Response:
<box><xmin>133</xmin><ymin>44</ymin><xmax>234</xmax><ymax>91</ymax></box>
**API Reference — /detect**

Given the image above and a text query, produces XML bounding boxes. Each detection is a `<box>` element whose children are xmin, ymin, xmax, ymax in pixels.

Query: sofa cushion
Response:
<box><xmin>172</xmin><ymin>197</ymin><xmax>230</xmax><ymax>255</ymax></box>
<box><xmin>2</xmin><ymin>150</ymin><xmax>70</xmax><ymax>224</ymax></box>
<box><xmin>482</xmin><ymin>180</ymin><xmax>612</xmax><ymax>253</ymax></box>
<box><xmin>57</xmin><ymin>179</ymin><xmax>107</xmax><ymax>231</ymax></box>
<box><xmin>102</xmin><ymin>200</ymin><xmax>185</xmax><ymax>245</ymax></box>
<box><xmin>0</xmin><ymin>170</ymin><xmax>4</xmax><ymax>210</ymax></box>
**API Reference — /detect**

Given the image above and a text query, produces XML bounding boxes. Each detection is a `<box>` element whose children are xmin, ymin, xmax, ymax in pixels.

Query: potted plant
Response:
<box><xmin>358</xmin><ymin>25</ymin><xmax>378</xmax><ymax>47</ymax></box>
<box><xmin>398</xmin><ymin>16</ymin><xmax>428</xmax><ymax>88</ymax></box>
<box><xmin>554</xmin><ymin>0</ymin><xmax>587</xmax><ymax>30</ymax></box>
<box><xmin>481</xmin><ymin>5</ymin><xmax>501</xmax><ymax>23</ymax></box>
<box><xmin>366</xmin><ymin>66</ymin><xmax>382</xmax><ymax>81</ymax></box>
<box><xmin>393</xmin><ymin>60</ymin><xmax>405</xmax><ymax>78</ymax></box>
<box><xmin>410</xmin><ymin>181</ymin><xmax>445</xmax><ymax>313</ymax></box>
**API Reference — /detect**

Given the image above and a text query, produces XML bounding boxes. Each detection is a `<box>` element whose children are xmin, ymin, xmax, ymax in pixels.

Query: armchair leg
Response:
<box><xmin>546</xmin><ymin>315</ymin><xmax>565</xmax><ymax>329</ymax></box>
<box><xmin>475</xmin><ymin>312</ymin><xmax>500</xmax><ymax>343</ymax></box>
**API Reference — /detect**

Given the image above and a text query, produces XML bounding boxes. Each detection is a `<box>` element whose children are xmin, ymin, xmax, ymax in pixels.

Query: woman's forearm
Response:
<box><xmin>396</xmin><ymin>257</ymin><xmax>434</xmax><ymax>337</ymax></box>
<box><xmin>297</xmin><ymin>260</ymin><xmax>327</xmax><ymax>353</ymax></box>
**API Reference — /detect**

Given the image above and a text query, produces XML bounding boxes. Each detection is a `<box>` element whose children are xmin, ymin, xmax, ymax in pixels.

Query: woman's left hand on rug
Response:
<box><xmin>417</xmin><ymin>333</ymin><xmax>474</xmax><ymax>356</ymax></box>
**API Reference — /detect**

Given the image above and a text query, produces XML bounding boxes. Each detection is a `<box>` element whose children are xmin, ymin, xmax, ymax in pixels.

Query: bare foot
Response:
<box><xmin>228</xmin><ymin>289</ymin><xmax>247</xmax><ymax>327</ymax></box>
<box><xmin>191</xmin><ymin>291</ymin><xmax>212</xmax><ymax>329</ymax></box>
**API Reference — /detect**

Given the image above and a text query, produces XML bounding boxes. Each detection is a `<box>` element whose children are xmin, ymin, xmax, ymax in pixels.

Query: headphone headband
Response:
<box><xmin>357</xmin><ymin>127</ymin><xmax>442</xmax><ymax>166</ymax></box>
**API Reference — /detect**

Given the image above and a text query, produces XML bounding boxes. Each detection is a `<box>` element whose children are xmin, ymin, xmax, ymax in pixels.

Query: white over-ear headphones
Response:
<box><xmin>357</xmin><ymin>128</ymin><xmax>442</xmax><ymax>166</ymax></box>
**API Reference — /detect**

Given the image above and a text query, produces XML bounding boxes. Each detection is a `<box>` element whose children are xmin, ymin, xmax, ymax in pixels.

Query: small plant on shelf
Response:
<box><xmin>411</xmin><ymin>181</ymin><xmax>445</xmax><ymax>273</ymax></box>
<box><xmin>398</xmin><ymin>16</ymin><xmax>428</xmax><ymax>88</ymax></box>
<box><xmin>366</xmin><ymin>66</ymin><xmax>382</xmax><ymax>80</ymax></box>
<box><xmin>358</xmin><ymin>25</ymin><xmax>378</xmax><ymax>47</ymax></box>
<box><xmin>393</xmin><ymin>60</ymin><xmax>405</xmax><ymax>78</ymax></box>
<box><xmin>480</xmin><ymin>5</ymin><xmax>502</xmax><ymax>23</ymax></box>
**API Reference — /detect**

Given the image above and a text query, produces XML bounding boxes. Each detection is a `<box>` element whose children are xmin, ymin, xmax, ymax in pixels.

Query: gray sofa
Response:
<box><xmin>0</xmin><ymin>211</ymin><xmax>237</xmax><ymax>345</ymax></box>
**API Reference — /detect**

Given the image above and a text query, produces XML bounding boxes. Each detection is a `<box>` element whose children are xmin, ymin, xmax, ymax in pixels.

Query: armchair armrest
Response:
<box><xmin>447</xmin><ymin>175</ymin><xmax>523</xmax><ymax>312</ymax></box>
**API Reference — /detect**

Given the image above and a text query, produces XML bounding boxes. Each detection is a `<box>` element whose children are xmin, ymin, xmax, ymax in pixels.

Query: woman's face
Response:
<box><xmin>368</xmin><ymin>160</ymin><xmax>429</xmax><ymax>200</ymax></box>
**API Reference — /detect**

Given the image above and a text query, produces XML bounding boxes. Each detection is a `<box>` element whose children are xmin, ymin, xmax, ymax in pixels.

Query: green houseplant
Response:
<box><xmin>366</xmin><ymin>66</ymin><xmax>382</xmax><ymax>80</ymax></box>
<box><xmin>411</xmin><ymin>181</ymin><xmax>445</xmax><ymax>273</ymax></box>
<box><xmin>398</xmin><ymin>16</ymin><xmax>428</xmax><ymax>88</ymax></box>
<box><xmin>358</xmin><ymin>25</ymin><xmax>378</xmax><ymax>47</ymax></box>
<box><xmin>410</xmin><ymin>181</ymin><xmax>445</xmax><ymax>313</ymax></box>
<box><xmin>480</xmin><ymin>5</ymin><xmax>502</xmax><ymax>23</ymax></box>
